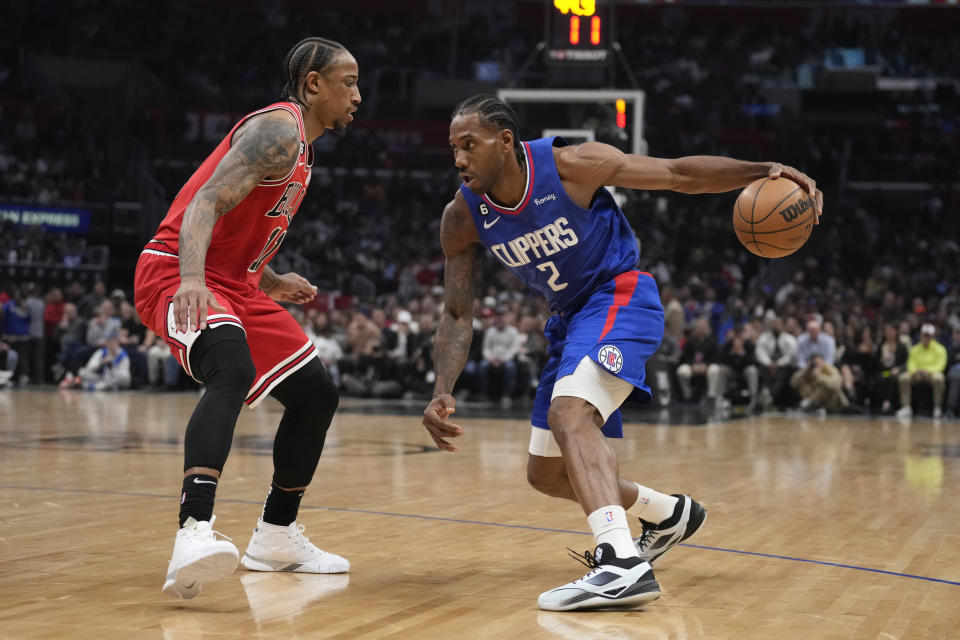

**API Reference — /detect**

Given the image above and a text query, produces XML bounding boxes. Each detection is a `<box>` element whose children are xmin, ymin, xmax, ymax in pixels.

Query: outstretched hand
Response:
<box><xmin>266</xmin><ymin>272</ymin><xmax>317</xmax><ymax>304</ymax></box>
<box><xmin>422</xmin><ymin>393</ymin><xmax>464</xmax><ymax>452</ymax></box>
<box><xmin>768</xmin><ymin>163</ymin><xmax>824</xmax><ymax>225</ymax></box>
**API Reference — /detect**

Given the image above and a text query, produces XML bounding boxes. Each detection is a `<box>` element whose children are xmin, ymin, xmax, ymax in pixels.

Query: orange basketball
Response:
<box><xmin>733</xmin><ymin>177</ymin><xmax>815</xmax><ymax>258</ymax></box>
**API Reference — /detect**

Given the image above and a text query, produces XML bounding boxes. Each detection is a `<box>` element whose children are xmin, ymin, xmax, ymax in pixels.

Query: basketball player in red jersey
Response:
<box><xmin>134</xmin><ymin>38</ymin><xmax>360</xmax><ymax>599</ymax></box>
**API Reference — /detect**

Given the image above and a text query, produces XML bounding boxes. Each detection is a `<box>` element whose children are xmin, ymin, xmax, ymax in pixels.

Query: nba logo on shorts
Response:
<box><xmin>604</xmin><ymin>510</ymin><xmax>615</xmax><ymax>522</ymax></box>
<box><xmin>598</xmin><ymin>345</ymin><xmax>623</xmax><ymax>373</ymax></box>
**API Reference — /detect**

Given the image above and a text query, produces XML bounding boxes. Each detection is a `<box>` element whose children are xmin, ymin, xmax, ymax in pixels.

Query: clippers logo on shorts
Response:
<box><xmin>598</xmin><ymin>345</ymin><xmax>623</xmax><ymax>373</ymax></box>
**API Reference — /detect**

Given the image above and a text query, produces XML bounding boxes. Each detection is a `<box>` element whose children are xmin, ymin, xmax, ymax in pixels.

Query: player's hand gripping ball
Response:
<box><xmin>733</xmin><ymin>177</ymin><xmax>815</xmax><ymax>258</ymax></box>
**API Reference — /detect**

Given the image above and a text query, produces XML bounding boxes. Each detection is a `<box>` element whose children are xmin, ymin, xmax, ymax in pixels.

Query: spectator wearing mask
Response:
<box><xmin>897</xmin><ymin>323</ymin><xmax>948</xmax><ymax>419</ymax></box>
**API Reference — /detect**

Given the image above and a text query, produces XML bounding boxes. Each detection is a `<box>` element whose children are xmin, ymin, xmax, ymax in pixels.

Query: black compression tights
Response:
<box><xmin>182</xmin><ymin>325</ymin><xmax>339</xmax><ymax>488</ymax></box>
<box><xmin>183</xmin><ymin>325</ymin><xmax>256</xmax><ymax>472</ymax></box>
<box><xmin>268</xmin><ymin>356</ymin><xmax>340</xmax><ymax>488</ymax></box>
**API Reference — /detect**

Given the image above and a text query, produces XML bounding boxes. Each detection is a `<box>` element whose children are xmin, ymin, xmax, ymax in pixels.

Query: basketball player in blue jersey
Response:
<box><xmin>422</xmin><ymin>94</ymin><xmax>823</xmax><ymax>612</ymax></box>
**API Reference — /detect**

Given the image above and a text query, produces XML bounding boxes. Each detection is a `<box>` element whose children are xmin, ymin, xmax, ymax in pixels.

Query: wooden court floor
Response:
<box><xmin>1</xmin><ymin>389</ymin><xmax>959</xmax><ymax>639</ymax></box>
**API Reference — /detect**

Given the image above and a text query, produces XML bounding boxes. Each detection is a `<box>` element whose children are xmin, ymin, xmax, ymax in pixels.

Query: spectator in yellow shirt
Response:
<box><xmin>897</xmin><ymin>323</ymin><xmax>947</xmax><ymax>419</ymax></box>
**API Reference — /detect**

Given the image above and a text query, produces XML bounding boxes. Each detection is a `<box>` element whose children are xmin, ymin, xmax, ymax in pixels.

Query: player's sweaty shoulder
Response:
<box><xmin>232</xmin><ymin>109</ymin><xmax>301</xmax><ymax>181</ymax></box>
<box><xmin>440</xmin><ymin>190</ymin><xmax>480</xmax><ymax>255</ymax></box>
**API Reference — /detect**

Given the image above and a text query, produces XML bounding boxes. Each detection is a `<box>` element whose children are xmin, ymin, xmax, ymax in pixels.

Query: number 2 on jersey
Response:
<box><xmin>537</xmin><ymin>261</ymin><xmax>568</xmax><ymax>291</ymax></box>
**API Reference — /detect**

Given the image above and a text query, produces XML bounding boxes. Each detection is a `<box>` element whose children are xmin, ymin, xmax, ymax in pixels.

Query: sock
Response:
<box><xmin>261</xmin><ymin>483</ymin><xmax>304</xmax><ymax>527</ymax></box>
<box><xmin>626</xmin><ymin>483</ymin><xmax>679</xmax><ymax>525</ymax></box>
<box><xmin>587</xmin><ymin>505</ymin><xmax>637</xmax><ymax>559</ymax></box>
<box><xmin>179</xmin><ymin>474</ymin><xmax>218</xmax><ymax>527</ymax></box>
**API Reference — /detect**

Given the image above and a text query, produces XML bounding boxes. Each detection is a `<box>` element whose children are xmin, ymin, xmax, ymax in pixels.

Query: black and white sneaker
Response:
<box><xmin>635</xmin><ymin>494</ymin><xmax>707</xmax><ymax>565</ymax></box>
<box><xmin>537</xmin><ymin>543</ymin><xmax>661</xmax><ymax>611</ymax></box>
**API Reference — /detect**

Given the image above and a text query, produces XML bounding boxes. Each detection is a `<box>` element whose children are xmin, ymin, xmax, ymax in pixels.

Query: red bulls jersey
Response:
<box><xmin>148</xmin><ymin>101</ymin><xmax>312</xmax><ymax>291</ymax></box>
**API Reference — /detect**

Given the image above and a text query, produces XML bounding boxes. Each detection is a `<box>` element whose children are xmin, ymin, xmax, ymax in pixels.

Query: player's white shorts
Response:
<box><xmin>528</xmin><ymin>356</ymin><xmax>634</xmax><ymax>458</ymax></box>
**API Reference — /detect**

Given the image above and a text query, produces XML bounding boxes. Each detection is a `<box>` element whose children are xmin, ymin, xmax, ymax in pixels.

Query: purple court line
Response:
<box><xmin>2</xmin><ymin>482</ymin><xmax>958</xmax><ymax>587</ymax></box>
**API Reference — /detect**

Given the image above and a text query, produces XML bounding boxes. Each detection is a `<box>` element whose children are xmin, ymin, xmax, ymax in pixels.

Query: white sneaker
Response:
<box><xmin>241</xmin><ymin>519</ymin><xmax>349</xmax><ymax>573</ymax></box>
<box><xmin>636</xmin><ymin>494</ymin><xmax>707</xmax><ymax>565</ymax></box>
<box><xmin>162</xmin><ymin>516</ymin><xmax>239</xmax><ymax>599</ymax></box>
<box><xmin>896</xmin><ymin>406</ymin><xmax>913</xmax><ymax>419</ymax></box>
<box><xmin>537</xmin><ymin>543</ymin><xmax>660</xmax><ymax>611</ymax></box>
<box><xmin>933</xmin><ymin>407</ymin><xmax>942</xmax><ymax>420</ymax></box>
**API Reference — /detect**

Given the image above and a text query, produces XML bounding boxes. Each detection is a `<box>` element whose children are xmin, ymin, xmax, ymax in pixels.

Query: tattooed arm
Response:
<box><xmin>173</xmin><ymin>110</ymin><xmax>300</xmax><ymax>332</ymax></box>
<box><xmin>422</xmin><ymin>192</ymin><xmax>481</xmax><ymax>452</ymax></box>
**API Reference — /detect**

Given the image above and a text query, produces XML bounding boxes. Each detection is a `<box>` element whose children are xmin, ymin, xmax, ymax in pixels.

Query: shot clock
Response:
<box><xmin>546</xmin><ymin>0</ymin><xmax>613</xmax><ymax>66</ymax></box>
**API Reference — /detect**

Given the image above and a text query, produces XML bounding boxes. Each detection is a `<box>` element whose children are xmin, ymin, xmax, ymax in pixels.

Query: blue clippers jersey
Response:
<box><xmin>460</xmin><ymin>137</ymin><xmax>639</xmax><ymax>312</ymax></box>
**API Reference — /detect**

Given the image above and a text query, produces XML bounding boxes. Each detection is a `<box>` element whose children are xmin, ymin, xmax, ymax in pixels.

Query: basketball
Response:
<box><xmin>733</xmin><ymin>177</ymin><xmax>815</xmax><ymax>258</ymax></box>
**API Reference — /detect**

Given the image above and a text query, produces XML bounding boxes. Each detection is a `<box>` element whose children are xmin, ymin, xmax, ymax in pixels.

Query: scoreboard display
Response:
<box><xmin>546</xmin><ymin>0</ymin><xmax>613</xmax><ymax>66</ymax></box>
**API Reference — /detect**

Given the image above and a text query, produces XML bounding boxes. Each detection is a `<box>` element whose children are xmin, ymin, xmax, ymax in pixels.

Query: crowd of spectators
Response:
<box><xmin>3</xmin><ymin>3</ymin><xmax>958</xmax><ymax>203</ymax></box>
<box><xmin>0</xmin><ymin>222</ymin><xmax>94</xmax><ymax>267</ymax></box>
<box><xmin>4</xmin><ymin>267</ymin><xmax>960</xmax><ymax>421</ymax></box>
<box><xmin>1</xmin><ymin>3</ymin><xmax>959</xmax><ymax>420</ymax></box>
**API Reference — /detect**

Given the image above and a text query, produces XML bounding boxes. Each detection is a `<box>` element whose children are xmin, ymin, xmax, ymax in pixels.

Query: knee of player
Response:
<box><xmin>316</xmin><ymin>368</ymin><xmax>340</xmax><ymax>411</ymax></box>
<box><xmin>294</xmin><ymin>360</ymin><xmax>340</xmax><ymax>414</ymax></box>
<box><xmin>546</xmin><ymin>400</ymin><xmax>596</xmax><ymax>435</ymax></box>
<box><xmin>526</xmin><ymin>460</ymin><xmax>565</xmax><ymax>496</ymax></box>
<box><xmin>233</xmin><ymin>355</ymin><xmax>257</xmax><ymax>389</ymax></box>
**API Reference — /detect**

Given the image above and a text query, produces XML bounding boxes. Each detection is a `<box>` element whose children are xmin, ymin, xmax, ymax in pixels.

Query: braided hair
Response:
<box><xmin>281</xmin><ymin>37</ymin><xmax>346</xmax><ymax>106</ymax></box>
<box><xmin>452</xmin><ymin>94</ymin><xmax>524</xmax><ymax>166</ymax></box>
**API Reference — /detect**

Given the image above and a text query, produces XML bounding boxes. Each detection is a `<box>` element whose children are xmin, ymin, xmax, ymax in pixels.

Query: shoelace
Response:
<box><xmin>637</xmin><ymin>527</ymin><xmax>658</xmax><ymax>552</ymax></box>
<box><xmin>186</xmin><ymin>516</ymin><xmax>233</xmax><ymax>542</ymax></box>
<box><xmin>291</xmin><ymin>524</ymin><xmax>314</xmax><ymax>552</ymax></box>
<box><xmin>565</xmin><ymin>548</ymin><xmax>604</xmax><ymax>582</ymax></box>
<box><xmin>567</xmin><ymin>547</ymin><xmax>600</xmax><ymax>569</ymax></box>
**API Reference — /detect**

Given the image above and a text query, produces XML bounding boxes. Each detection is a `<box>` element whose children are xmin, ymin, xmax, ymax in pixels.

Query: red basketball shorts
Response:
<box><xmin>133</xmin><ymin>247</ymin><xmax>317</xmax><ymax>408</ymax></box>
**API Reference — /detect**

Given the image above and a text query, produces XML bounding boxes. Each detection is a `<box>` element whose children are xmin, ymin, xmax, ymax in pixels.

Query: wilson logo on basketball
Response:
<box><xmin>779</xmin><ymin>197</ymin><xmax>810</xmax><ymax>223</ymax></box>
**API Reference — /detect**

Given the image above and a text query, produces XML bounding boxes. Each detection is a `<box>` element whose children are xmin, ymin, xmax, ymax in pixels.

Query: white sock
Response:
<box><xmin>626</xmin><ymin>483</ymin><xmax>679</xmax><ymax>524</ymax></box>
<box><xmin>587</xmin><ymin>505</ymin><xmax>637</xmax><ymax>559</ymax></box>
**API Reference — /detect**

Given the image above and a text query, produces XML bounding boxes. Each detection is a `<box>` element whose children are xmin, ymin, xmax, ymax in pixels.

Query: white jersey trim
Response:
<box><xmin>141</xmin><ymin>249</ymin><xmax>179</xmax><ymax>259</ymax></box>
<box><xmin>481</xmin><ymin>143</ymin><xmax>531</xmax><ymax>213</ymax></box>
<box><xmin>244</xmin><ymin>339</ymin><xmax>317</xmax><ymax>409</ymax></box>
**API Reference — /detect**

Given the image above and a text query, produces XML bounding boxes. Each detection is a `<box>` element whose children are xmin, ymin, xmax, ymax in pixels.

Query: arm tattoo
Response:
<box><xmin>178</xmin><ymin>111</ymin><xmax>300</xmax><ymax>281</ymax></box>
<box><xmin>433</xmin><ymin>244</ymin><xmax>479</xmax><ymax>396</ymax></box>
<box><xmin>259</xmin><ymin>265</ymin><xmax>280</xmax><ymax>294</ymax></box>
